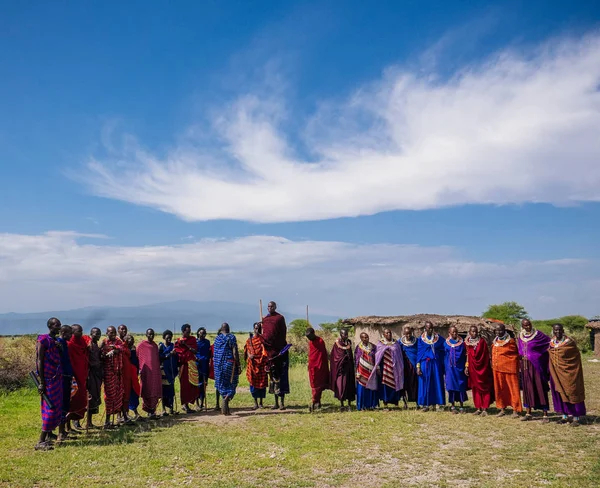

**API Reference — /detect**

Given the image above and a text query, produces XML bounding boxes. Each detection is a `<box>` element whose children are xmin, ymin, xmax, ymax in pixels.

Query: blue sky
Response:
<box><xmin>1</xmin><ymin>1</ymin><xmax>599</xmax><ymax>318</ymax></box>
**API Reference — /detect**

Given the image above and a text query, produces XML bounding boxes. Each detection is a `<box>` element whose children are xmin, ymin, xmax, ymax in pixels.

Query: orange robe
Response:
<box><xmin>491</xmin><ymin>335</ymin><xmax>522</xmax><ymax>412</ymax></box>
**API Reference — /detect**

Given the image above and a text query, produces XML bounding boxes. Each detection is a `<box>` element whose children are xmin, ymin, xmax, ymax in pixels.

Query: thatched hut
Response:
<box><xmin>343</xmin><ymin>314</ymin><xmax>511</xmax><ymax>345</ymax></box>
<box><xmin>585</xmin><ymin>320</ymin><xmax>600</xmax><ymax>356</ymax></box>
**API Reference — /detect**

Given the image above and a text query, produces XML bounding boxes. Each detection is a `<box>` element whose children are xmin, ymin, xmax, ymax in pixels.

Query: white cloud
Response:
<box><xmin>76</xmin><ymin>33</ymin><xmax>600</xmax><ymax>223</ymax></box>
<box><xmin>0</xmin><ymin>231</ymin><xmax>598</xmax><ymax>318</ymax></box>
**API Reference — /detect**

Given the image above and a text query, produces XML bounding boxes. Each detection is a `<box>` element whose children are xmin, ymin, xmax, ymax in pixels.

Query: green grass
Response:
<box><xmin>1</xmin><ymin>360</ymin><xmax>600</xmax><ymax>487</ymax></box>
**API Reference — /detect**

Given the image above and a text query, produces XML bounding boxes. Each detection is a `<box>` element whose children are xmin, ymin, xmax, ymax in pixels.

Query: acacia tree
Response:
<box><xmin>482</xmin><ymin>302</ymin><xmax>529</xmax><ymax>326</ymax></box>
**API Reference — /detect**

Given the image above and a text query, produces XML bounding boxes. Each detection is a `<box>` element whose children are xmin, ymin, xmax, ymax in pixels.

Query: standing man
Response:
<box><xmin>125</xmin><ymin>334</ymin><xmax>141</xmax><ymax>422</ymax></box>
<box><xmin>138</xmin><ymin>328</ymin><xmax>162</xmax><ymax>419</ymax></box>
<box><xmin>175</xmin><ymin>324</ymin><xmax>200</xmax><ymax>413</ymax></box>
<box><xmin>465</xmin><ymin>325</ymin><xmax>494</xmax><ymax>416</ymax></box>
<box><xmin>399</xmin><ymin>326</ymin><xmax>419</xmax><ymax>409</ymax></box>
<box><xmin>261</xmin><ymin>301</ymin><xmax>290</xmax><ymax>410</ymax></box>
<box><xmin>416</xmin><ymin>321</ymin><xmax>445</xmax><ymax>411</ymax></box>
<box><xmin>158</xmin><ymin>330</ymin><xmax>178</xmax><ymax>416</ymax></box>
<box><xmin>214</xmin><ymin>323</ymin><xmax>240</xmax><ymax>415</ymax></box>
<box><xmin>491</xmin><ymin>323</ymin><xmax>522</xmax><ymax>418</ymax></box>
<box><xmin>444</xmin><ymin>326</ymin><xmax>468</xmax><ymax>414</ymax></box>
<box><xmin>549</xmin><ymin>323</ymin><xmax>586</xmax><ymax>426</ymax></box>
<box><xmin>57</xmin><ymin>325</ymin><xmax>74</xmax><ymax>440</ymax></box>
<box><xmin>118</xmin><ymin>324</ymin><xmax>133</xmax><ymax>424</ymax></box>
<box><xmin>518</xmin><ymin>319</ymin><xmax>551</xmax><ymax>422</ymax></box>
<box><xmin>244</xmin><ymin>323</ymin><xmax>268</xmax><ymax>410</ymax></box>
<box><xmin>67</xmin><ymin>324</ymin><xmax>89</xmax><ymax>429</ymax></box>
<box><xmin>195</xmin><ymin>327</ymin><xmax>211</xmax><ymax>411</ymax></box>
<box><xmin>368</xmin><ymin>328</ymin><xmax>404</xmax><ymax>410</ymax></box>
<box><xmin>35</xmin><ymin>317</ymin><xmax>63</xmax><ymax>450</ymax></box>
<box><xmin>306</xmin><ymin>327</ymin><xmax>330</xmax><ymax>411</ymax></box>
<box><xmin>329</xmin><ymin>328</ymin><xmax>356</xmax><ymax>410</ymax></box>
<box><xmin>354</xmin><ymin>332</ymin><xmax>378</xmax><ymax>411</ymax></box>
<box><xmin>100</xmin><ymin>326</ymin><xmax>124</xmax><ymax>429</ymax></box>
<box><xmin>86</xmin><ymin>327</ymin><xmax>103</xmax><ymax>429</ymax></box>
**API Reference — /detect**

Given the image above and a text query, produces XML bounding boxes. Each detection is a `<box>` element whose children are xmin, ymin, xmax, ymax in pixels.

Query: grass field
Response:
<box><xmin>1</xmin><ymin>356</ymin><xmax>600</xmax><ymax>487</ymax></box>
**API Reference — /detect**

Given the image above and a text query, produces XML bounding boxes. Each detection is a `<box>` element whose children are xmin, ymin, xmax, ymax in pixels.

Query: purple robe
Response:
<box><xmin>366</xmin><ymin>340</ymin><xmax>404</xmax><ymax>391</ymax></box>
<box><xmin>518</xmin><ymin>330</ymin><xmax>550</xmax><ymax>410</ymax></box>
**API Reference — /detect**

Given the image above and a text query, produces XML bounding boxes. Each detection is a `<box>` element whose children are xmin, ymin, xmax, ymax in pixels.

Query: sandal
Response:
<box><xmin>520</xmin><ymin>414</ymin><xmax>532</xmax><ymax>421</ymax></box>
<box><xmin>34</xmin><ymin>441</ymin><xmax>54</xmax><ymax>451</ymax></box>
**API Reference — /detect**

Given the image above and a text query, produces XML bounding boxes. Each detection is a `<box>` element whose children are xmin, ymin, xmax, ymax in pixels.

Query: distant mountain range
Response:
<box><xmin>0</xmin><ymin>300</ymin><xmax>340</xmax><ymax>335</ymax></box>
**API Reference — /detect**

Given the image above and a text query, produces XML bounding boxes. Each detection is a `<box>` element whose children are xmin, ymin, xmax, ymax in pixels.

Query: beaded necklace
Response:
<box><xmin>336</xmin><ymin>338</ymin><xmax>352</xmax><ymax>350</ymax></box>
<box><xmin>445</xmin><ymin>336</ymin><xmax>464</xmax><ymax>348</ymax></box>
<box><xmin>493</xmin><ymin>333</ymin><xmax>511</xmax><ymax>347</ymax></box>
<box><xmin>550</xmin><ymin>335</ymin><xmax>569</xmax><ymax>348</ymax></box>
<box><xmin>519</xmin><ymin>328</ymin><xmax>538</xmax><ymax>343</ymax></box>
<box><xmin>465</xmin><ymin>336</ymin><xmax>480</xmax><ymax>348</ymax></box>
<box><xmin>420</xmin><ymin>332</ymin><xmax>439</xmax><ymax>344</ymax></box>
<box><xmin>380</xmin><ymin>338</ymin><xmax>396</xmax><ymax>346</ymax></box>
<box><xmin>400</xmin><ymin>336</ymin><xmax>417</xmax><ymax>347</ymax></box>
<box><xmin>358</xmin><ymin>342</ymin><xmax>373</xmax><ymax>353</ymax></box>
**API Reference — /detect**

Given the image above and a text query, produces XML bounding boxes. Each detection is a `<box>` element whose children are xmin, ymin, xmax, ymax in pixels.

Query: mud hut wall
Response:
<box><xmin>594</xmin><ymin>330</ymin><xmax>600</xmax><ymax>356</ymax></box>
<box><xmin>354</xmin><ymin>323</ymin><xmax>454</xmax><ymax>345</ymax></box>
<box><xmin>354</xmin><ymin>323</ymin><xmax>496</xmax><ymax>346</ymax></box>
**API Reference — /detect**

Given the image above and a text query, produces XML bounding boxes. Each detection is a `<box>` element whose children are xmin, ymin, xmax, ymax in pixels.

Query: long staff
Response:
<box><xmin>306</xmin><ymin>305</ymin><xmax>309</xmax><ymax>326</ymax></box>
<box><xmin>259</xmin><ymin>299</ymin><xmax>263</xmax><ymax>321</ymax></box>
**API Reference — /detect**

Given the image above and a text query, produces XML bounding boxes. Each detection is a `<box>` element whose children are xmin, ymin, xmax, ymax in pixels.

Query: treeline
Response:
<box><xmin>483</xmin><ymin>301</ymin><xmax>593</xmax><ymax>352</ymax></box>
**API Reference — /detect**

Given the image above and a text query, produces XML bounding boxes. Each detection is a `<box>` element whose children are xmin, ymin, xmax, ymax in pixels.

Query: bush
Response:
<box><xmin>567</xmin><ymin>329</ymin><xmax>591</xmax><ymax>353</ymax></box>
<box><xmin>558</xmin><ymin>315</ymin><xmax>588</xmax><ymax>331</ymax></box>
<box><xmin>0</xmin><ymin>336</ymin><xmax>36</xmax><ymax>391</ymax></box>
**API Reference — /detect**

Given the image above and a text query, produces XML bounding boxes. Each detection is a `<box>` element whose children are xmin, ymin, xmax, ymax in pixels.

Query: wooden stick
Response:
<box><xmin>259</xmin><ymin>299</ymin><xmax>263</xmax><ymax>321</ymax></box>
<box><xmin>306</xmin><ymin>305</ymin><xmax>309</xmax><ymax>326</ymax></box>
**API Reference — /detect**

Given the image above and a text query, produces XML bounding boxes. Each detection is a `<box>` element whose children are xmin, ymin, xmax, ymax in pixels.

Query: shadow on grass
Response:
<box><xmin>54</xmin><ymin>403</ymin><xmax>600</xmax><ymax>448</ymax></box>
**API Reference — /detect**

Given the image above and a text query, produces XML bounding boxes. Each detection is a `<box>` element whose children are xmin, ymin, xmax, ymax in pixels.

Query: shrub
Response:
<box><xmin>0</xmin><ymin>335</ymin><xmax>37</xmax><ymax>391</ymax></box>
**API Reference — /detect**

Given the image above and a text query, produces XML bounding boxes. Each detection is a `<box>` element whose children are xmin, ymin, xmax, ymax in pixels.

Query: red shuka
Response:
<box><xmin>261</xmin><ymin>312</ymin><xmax>287</xmax><ymax>358</ymax></box>
<box><xmin>308</xmin><ymin>336</ymin><xmax>330</xmax><ymax>392</ymax></box>
<box><xmin>67</xmin><ymin>334</ymin><xmax>90</xmax><ymax>419</ymax></box>
<box><xmin>466</xmin><ymin>337</ymin><xmax>494</xmax><ymax>409</ymax></box>
<box><xmin>175</xmin><ymin>336</ymin><xmax>199</xmax><ymax>404</ymax></box>
<box><xmin>137</xmin><ymin>340</ymin><xmax>162</xmax><ymax>413</ymax></box>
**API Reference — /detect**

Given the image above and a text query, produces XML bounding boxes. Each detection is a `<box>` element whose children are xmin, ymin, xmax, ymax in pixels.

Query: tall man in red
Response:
<box><xmin>261</xmin><ymin>301</ymin><xmax>289</xmax><ymax>410</ymax></box>
<box><xmin>305</xmin><ymin>327</ymin><xmax>330</xmax><ymax>411</ymax></box>
<box><xmin>67</xmin><ymin>324</ymin><xmax>90</xmax><ymax>428</ymax></box>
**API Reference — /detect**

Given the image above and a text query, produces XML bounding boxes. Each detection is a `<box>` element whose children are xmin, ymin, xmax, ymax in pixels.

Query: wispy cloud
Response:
<box><xmin>0</xmin><ymin>231</ymin><xmax>597</xmax><ymax>317</ymax></box>
<box><xmin>76</xmin><ymin>33</ymin><xmax>600</xmax><ymax>223</ymax></box>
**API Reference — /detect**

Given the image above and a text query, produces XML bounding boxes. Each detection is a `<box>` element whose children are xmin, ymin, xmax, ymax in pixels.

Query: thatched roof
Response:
<box><xmin>585</xmin><ymin>320</ymin><xmax>600</xmax><ymax>330</ymax></box>
<box><xmin>343</xmin><ymin>314</ymin><xmax>512</xmax><ymax>333</ymax></box>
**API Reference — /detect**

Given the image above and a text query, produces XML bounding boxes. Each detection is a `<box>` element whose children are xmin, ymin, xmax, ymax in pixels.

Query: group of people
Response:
<box><xmin>33</xmin><ymin>301</ymin><xmax>290</xmax><ymax>451</ymax></box>
<box><xmin>307</xmin><ymin>319</ymin><xmax>586</xmax><ymax>427</ymax></box>
<box><xmin>34</xmin><ymin>304</ymin><xmax>587</xmax><ymax>451</ymax></box>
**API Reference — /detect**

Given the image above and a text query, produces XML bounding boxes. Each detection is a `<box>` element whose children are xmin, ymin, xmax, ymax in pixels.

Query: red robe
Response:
<box><xmin>137</xmin><ymin>340</ymin><xmax>162</xmax><ymax>413</ymax></box>
<box><xmin>67</xmin><ymin>334</ymin><xmax>90</xmax><ymax>420</ymax></box>
<box><xmin>465</xmin><ymin>337</ymin><xmax>494</xmax><ymax>409</ymax></box>
<box><xmin>175</xmin><ymin>336</ymin><xmax>199</xmax><ymax>404</ymax></box>
<box><xmin>261</xmin><ymin>312</ymin><xmax>287</xmax><ymax>358</ymax></box>
<box><xmin>308</xmin><ymin>337</ymin><xmax>330</xmax><ymax>402</ymax></box>
<box><xmin>102</xmin><ymin>337</ymin><xmax>124</xmax><ymax>415</ymax></box>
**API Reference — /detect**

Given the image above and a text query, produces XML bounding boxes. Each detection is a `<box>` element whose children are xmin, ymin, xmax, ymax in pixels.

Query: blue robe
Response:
<box><xmin>214</xmin><ymin>333</ymin><xmax>239</xmax><ymax>400</ymax></box>
<box><xmin>196</xmin><ymin>338</ymin><xmax>211</xmax><ymax>401</ymax></box>
<box><xmin>417</xmin><ymin>334</ymin><xmax>446</xmax><ymax>406</ymax></box>
<box><xmin>57</xmin><ymin>337</ymin><xmax>73</xmax><ymax>422</ymax></box>
<box><xmin>159</xmin><ymin>342</ymin><xmax>178</xmax><ymax>409</ymax></box>
<box><xmin>444</xmin><ymin>338</ymin><xmax>468</xmax><ymax>403</ymax></box>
